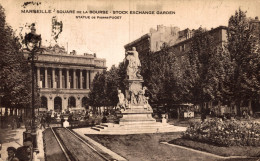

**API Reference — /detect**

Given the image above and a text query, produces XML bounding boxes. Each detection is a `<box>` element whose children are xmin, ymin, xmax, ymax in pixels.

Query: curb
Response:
<box><xmin>161</xmin><ymin>142</ymin><xmax>258</xmax><ymax>159</ymax></box>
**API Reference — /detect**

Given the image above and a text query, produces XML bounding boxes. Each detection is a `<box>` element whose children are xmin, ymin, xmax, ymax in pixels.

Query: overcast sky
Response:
<box><xmin>1</xmin><ymin>0</ymin><xmax>260</xmax><ymax>68</ymax></box>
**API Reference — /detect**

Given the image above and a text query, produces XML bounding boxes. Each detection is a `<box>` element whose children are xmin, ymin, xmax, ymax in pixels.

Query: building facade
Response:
<box><xmin>25</xmin><ymin>49</ymin><xmax>106</xmax><ymax>113</ymax></box>
<box><xmin>125</xmin><ymin>25</ymin><xmax>227</xmax><ymax>56</ymax></box>
<box><xmin>124</xmin><ymin>25</ymin><xmax>192</xmax><ymax>55</ymax></box>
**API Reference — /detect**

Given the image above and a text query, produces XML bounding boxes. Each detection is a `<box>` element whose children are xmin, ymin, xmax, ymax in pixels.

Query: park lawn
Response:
<box><xmin>87</xmin><ymin>132</ymin><xmax>182</xmax><ymax>161</ymax></box>
<box><xmin>87</xmin><ymin>132</ymin><xmax>242</xmax><ymax>161</ymax></box>
<box><xmin>169</xmin><ymin>138</ymin><xmax>260</xmax><ymax>157</ymax></box>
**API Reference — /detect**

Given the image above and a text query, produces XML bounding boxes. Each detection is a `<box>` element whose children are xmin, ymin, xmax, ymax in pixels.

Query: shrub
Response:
<box><xmin>182</xmin><ymin>118</ymin><xmax>260</xmax><ymax>147</ymax></box>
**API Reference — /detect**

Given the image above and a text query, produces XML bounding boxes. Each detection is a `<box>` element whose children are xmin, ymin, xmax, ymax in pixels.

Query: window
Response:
<box><xmin>180</xmin><ymin>44</ymin><xmax>185</xmax><ymax>52</ymax></box>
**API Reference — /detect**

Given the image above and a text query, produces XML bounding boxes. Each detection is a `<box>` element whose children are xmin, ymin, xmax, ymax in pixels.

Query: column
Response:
<box><xmin>37</xmin><ymin>67</ymin><xmax>40</xmax><ymax>88</ymax></box>
<box><xmin>66</xmin><ymin>69</ymin><xmax>70</xmax><ymax>89</ymax></box>
<box><xmin>52</xmin><ymin>68</ymin><xmax>55</xmax><ymax>88</ymax></box>
<box><xmin>45</xmin><ymin>67</ymin><xmax>48</xmax><ymax>88</ymax></box>
<box><xmin>80</xmin><ymin>70</ymin><xmax>83</xmax><ymax>89</ymax></box>
<box><xmin>59</xmin><ymin>68</ymin><xmax>62</xmax><ymax>88</ymax></box>
<box><xmin>86</xmin><ymin>70</ymin><xmax>89</xmax><ymax>89</ymax></box>
<box><xmin>73</xmin><ymin>69</ymin><xmax>76</xmax><ymax>89</ymax></box>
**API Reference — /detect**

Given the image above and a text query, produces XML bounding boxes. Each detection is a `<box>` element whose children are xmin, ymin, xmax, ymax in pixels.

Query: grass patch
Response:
<box><xmin>87</xmin><ymin>133</ymin><xmax>183</xmax><ymax>161</ymax></box>
<box><xmin>169</xmin><ymin>138</ymin><xmax>260</xmax><ymax>157</ymax></box>
<box><xmin>87</xmin><ymin>132</ymin><xmax>240</xmax><ymax>161</ymax></box>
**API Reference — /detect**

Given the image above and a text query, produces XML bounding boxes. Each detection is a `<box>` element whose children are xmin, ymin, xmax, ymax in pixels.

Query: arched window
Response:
<box><xmin>41</xmin><ymin>96</ymin><xmax>48</xmax><ymax>109</ymax></box>
<box><xmin>82</xmin><ymin>97</ymin><xmax>89</xmax><ymax>109</ymax></box>
<box><xmin>54</xmin><ymin>97</ymin><xmax>62</xmax><ymax>112</ymax></box>
<box><xmin>68</xmin><ymin>96</ymin><xmax>76</xmax><ymax>108</ymax></box>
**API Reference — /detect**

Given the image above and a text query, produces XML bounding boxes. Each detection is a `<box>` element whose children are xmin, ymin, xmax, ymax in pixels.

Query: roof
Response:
<box><xmin>124</xmin><ymin>33</ymin><xmax>150</xmax><ymax>49</ymax></box>
<box><xmin>170</xmin><ymin>25</ymin><xmax>228</xmax><ymax>48</ymax></box>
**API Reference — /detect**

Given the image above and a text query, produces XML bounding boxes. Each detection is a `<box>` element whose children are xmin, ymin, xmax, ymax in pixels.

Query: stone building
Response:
<box><xmin>169</xmin><ymin>26</ymin><xmax>227</xmax><ymax>63</ymax></box>
<box><xmin>125</xmin><ymin>25</ymin><xmax>226</xmax><ymax>56</ymax></box>
<box><xmin>124</xmin><ymin>25</ymin><xmax>192</xmax><ymax>55</ymax></box>
<box><xmin>25</xmin><ymin>48</ymin><xmax>106</xmax><ymax>113</ymax></box>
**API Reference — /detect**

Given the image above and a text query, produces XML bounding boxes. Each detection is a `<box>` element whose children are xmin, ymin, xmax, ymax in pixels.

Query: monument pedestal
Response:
<box><xmin>119</xmin><ymin>106</ymin><xmax>156</xmax><ymax>125</ymax></box>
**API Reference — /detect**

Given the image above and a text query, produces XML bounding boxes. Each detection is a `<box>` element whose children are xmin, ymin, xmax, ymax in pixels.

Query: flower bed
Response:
<box><xmin>182</xmin><ymin>118</ymin><xmax>260</xmax><ymax>147</ymax></box>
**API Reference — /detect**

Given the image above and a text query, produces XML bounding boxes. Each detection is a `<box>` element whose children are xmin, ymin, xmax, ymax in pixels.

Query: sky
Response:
<box><xmin>1</xmin><ymin>0</ymin><xmax>260</xmax><ymax>69</ymax></box>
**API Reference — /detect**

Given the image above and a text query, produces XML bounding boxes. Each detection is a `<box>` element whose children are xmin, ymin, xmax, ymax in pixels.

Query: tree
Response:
<box><xmin>0</xmin><ymin>4</ymin><xmax>37</xmax><ymax>115</ymax></box>
<box><xmin>227</xmin><ymin>8</ymin><xmax>260</xmax><ymax>115</ymax></box>
<box><xmin>105</xmin><ymin>65</ymin><xmax>120</xmax><ymax>107</ymax></box>
<box><xmin>183</xmin><ymin>29</ymin><xmax>233</xmax><ymax>109</ymax></box>
<box><xmin>89</xmin><ymin>64</ymin><xmax>125</xmax><ymax>110</ymax></box>
<box><xmin>89</xmin><ymin>71</ymin><xmax>107</xmax><ymax>111</ymax></box>
<box><xmin>140</xmin><ymin>45</ymin><xmax>179</xmax><ymax>106</ymax></box>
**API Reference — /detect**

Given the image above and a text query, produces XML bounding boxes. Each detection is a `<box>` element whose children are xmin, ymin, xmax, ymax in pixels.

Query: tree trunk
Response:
<box><xmin>248</xmin><ymin>99</ymin><xmax>253</xmax><ymax>115</ymax></box>
<box><xmin>15</xmin><ymin>108</ymin><xmax>18</xmax><ymax>116</ymax></box>
<box><xmin>177</xmin><ymin>107</ymin><xmax>180</xmax><ymax>120</ymax></box>
<box><xmin>10</xmin><ymin>108</ymin><xmax>13</xmax><ymax>116</ymax></box>
<box><xmin>236</xmin><ymin>100</ymin><xmax>242</xmax><ymax>117</ymax></box>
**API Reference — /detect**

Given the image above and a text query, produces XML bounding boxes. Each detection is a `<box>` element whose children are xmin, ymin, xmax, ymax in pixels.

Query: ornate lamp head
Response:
<box><xmin>25</xmin><ymin>23</ymin><xmax>42</xmax><ymax>52</ymax></box>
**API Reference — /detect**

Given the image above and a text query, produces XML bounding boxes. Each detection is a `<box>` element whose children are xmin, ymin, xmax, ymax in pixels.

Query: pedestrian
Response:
<box><xmin>60</xmin><ymin>115</ymin><xmax>65</xmax><ymax>127</ymax></box>
<box><xmin>40</xmin><ymin>115</ymin><xmax>46</xmax><ymax>129</ymax></box>
<box><xmin>6</xmin><ymin>147</ymin><xmax>19</xmax><ymax>161</ymax></box>
<box><xmin>1</xmin><ymin>115</ymin><xmax>4</xmax><ymax>129</ymax></box>
<box><xmin>18</xmin><ymin>115</ymin><xmax>23</xmax><ymax>127</ymax></box>
<box><xmin>11</xmin><ymin>117</ymin><xmax>16</xmax><ymax>130</ymax></box>
<box><xmin>15</xmin><ymin>116</ymin><xmax>20</xmax><ymax>128</ymax></box>
<box><xmin>46</xmin><ymin>114</ymin><xmax>51</xmax><ymax>127</ymax></box>
<box><xmin>16</xmin><ymin>138</ymin><xmax>33</xmax><ymax>161</ymax></box>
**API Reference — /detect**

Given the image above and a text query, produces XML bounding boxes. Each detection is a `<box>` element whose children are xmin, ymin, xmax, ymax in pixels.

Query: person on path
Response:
<box><xmin>40</xmin><ymin>115</ymin><xmax>46</xmax><ymax>129</ymax></box>
<box><xmin>15</xmin><ymin>116</ymin><xmax>20</xmax><ymax>128</ymax></box>
<box><xmin>16</xmin><ymin>138</ymin><xmax>33</xmax><ymax>161</ymax></box>
<box><xmin>11</xmin><ymin>117</ymin><xmax>16</xmax><ymax>130</ymax></box>
<box><xmin>60</xmin><ymin>115</ymin><xmax>65</xmax><ymax>127</ymax></box>
<box><xmin>46</xmin><ymin>114</ymin><xmax>51</xmax><ymax>127</ymax></box>
<box><xmin>6</xmin><ymin>147</ymin><xmax>19</xmax><ymax>161</ymax></box>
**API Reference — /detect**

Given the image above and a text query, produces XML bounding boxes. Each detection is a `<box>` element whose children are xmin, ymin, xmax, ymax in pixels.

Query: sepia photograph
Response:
<box><xmin>0</xmin><ymin>0</ymin><xmax>260</xmax><ymax>160</ymax></box>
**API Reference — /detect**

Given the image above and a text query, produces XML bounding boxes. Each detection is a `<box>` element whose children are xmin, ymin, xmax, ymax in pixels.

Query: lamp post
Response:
<box><xmin>24</xmin><ymin>23</ymin><xmax>42</xmax><ymax>152</ymax></box>
<box><xmin>0</xmin><ymin>87</ymin><xmax>4</xmax><ymax>128</ymax></box>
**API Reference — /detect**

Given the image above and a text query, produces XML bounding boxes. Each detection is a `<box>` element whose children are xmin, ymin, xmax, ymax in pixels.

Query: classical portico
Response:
<box><xmin>27</xmin><ymin>51</ymin><xmax>106</xmax><ymax>112</ymax></box>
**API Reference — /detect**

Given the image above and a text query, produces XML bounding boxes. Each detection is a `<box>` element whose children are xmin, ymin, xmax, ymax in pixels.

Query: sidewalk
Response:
<box><xmin>0</xmin><ymin>125</ymin><xmax>44</xmax><ymax>161</ymax></box>
<box><xmin>0</xmin><ymin>125</ymin><xmax>24</xmax><ymax>161</ymax></box>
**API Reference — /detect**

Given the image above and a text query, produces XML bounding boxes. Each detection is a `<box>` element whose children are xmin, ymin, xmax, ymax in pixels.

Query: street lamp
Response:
<box><xmin>0</xmin><ymin>87</ymin><xmax>4</xmax><ymax>128</ymax></box>
<box><xmin>24</xmin><ymin>23</ymin><xmax>42</xmax><ymax>152</ymax></box>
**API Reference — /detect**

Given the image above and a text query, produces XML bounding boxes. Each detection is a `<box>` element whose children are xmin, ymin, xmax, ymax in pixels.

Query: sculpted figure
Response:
<box><xmin>124</xmin><ymin>47</ymin><xmax>142</xmax><ymax>79</ymax></box>
<box><xmin>130</xmin><ymin>92</ymin><xmax>138</xmax><ymax>105</ymax></box>
<box><xmin>117</xmin><ymin>90</ymin><xmax>125</xmax><ymax>109</ymax></box>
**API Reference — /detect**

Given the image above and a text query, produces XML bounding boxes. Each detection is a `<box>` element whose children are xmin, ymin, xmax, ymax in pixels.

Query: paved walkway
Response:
<box><xmin>0</xmin><ymin>125</ymin><xmax>44</xmax><ymax>161</ymax></box>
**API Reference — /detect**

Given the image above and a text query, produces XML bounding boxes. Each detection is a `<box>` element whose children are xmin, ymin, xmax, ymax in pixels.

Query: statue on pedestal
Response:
<box><xmin>117</xmin><ymin>45</ymin><xmax>155</xmax><ymax>125</ymax></box>
<box><xmin>124</xmin><ymin>47</ymin><xmax>142</xmax><ymax>80</ymax></box>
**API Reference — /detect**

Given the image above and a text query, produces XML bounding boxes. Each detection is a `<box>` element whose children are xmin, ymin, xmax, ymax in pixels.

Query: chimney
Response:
<box><xmin>70</xmin><ymin>50</ymin><xmax>76</xmax><ymax>55</ymax></box>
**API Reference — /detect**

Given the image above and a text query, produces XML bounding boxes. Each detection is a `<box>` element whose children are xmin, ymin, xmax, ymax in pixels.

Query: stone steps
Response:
<box><xmin>89</xmin><ymin>122</ymin><xmax>187</xmax><ymax>134</ymax></box>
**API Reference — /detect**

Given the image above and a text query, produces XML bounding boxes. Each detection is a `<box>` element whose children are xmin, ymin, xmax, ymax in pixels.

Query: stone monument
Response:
<box><xmin>86</xmin><ymin>47</ymin><xmax>187</xmax><ymax>134</ymax></box>
<box><xmin>119</xmin><ymin>47</ymin><xmax>156</xmax><ymax>125</ymax></box>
